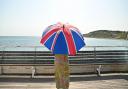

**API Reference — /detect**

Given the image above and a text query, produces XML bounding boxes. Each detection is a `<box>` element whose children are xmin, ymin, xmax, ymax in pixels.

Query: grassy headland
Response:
<box><xmin>83</xmin><ymin>30</ymin><xmax>128</xmax><ymax>40</ymax></box>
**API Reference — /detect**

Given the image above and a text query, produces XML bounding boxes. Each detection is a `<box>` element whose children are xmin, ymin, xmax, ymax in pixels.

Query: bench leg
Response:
<box><xmin>96</xmin><ymin>65</ymin><xmax>101</xmax><ymax>77</ymax></box>
<box><xmin>31</xmin><ymin>66</ymin><xmax>35</xmax><ymax>78</ymax></box>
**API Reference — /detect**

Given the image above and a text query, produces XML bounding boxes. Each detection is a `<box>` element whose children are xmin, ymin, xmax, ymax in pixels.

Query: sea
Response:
<box><xmin>0</xmin><ymin>36</ymin><xmax>128</xmax><ymax>51</ymax></box>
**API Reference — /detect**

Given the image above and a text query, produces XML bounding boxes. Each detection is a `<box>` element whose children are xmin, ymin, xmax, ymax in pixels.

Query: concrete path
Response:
<box><xmin>0</xmin><ymin>73</ymin><xmax>128</xmax><ymax>89</ymax></box>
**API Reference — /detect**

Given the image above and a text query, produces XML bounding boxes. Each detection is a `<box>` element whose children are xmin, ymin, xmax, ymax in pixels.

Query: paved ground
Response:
<box><xmin>0</xmin><ymin>73</ymin><xmax>128</xmax><ymax>89</ymax></box>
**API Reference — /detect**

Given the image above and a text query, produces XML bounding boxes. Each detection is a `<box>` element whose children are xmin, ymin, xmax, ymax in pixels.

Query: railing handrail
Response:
<box><xmin>0</xmin><ymin>46</ymin><xmax>128</xmax><ymax>52</ymax></box>
<box><xmin>0</xmin><ymin>45</ymin><xmax>128</xmax><ymax>48</ymax></box>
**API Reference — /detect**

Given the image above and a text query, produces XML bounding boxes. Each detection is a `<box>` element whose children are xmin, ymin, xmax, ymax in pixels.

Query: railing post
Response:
<box><xmin>34</xmin><ymin>46</ymin><xmax>37</xmax><ymax>77</ymax></box>
<box><xmin>34</xmin><ymin>46</ymin><xmax>37</xmax><ymax>64</ymax></box>
<box><xmin>1</xmin><ymin>46</ymin><xmax>6</xmax><ymax>75</ymax></box>
<box><xmin>126</xmin><ymin>46</ymin><xmax>128</xmax><ymax>60</ymax></box>
<box><xmin>31</xmin><ymin>46</ymin><xmax>37</xmax><ymax>78</ymax></box>
<box><xmin>94</xmin><ymin>47</ymin><xmax>96</xmax><ymax>60</ymax></box>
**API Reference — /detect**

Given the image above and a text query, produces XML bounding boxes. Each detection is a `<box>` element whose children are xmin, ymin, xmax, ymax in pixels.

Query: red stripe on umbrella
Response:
<box><xmin>40</xmin><ymin>28</ymin><xmax>60</xmax><ymax>44</ymax></box>
<box><xmin>63</xmin><ymin>26</ymin><xmax>76</xmax><ymax>55</ymax></box>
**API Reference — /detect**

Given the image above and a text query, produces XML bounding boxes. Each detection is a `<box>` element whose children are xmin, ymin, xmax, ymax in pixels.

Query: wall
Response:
<box><xmin>0</xmin><ymin>64</ymin><xmax>128</xmax><ymax>75</ymax></box>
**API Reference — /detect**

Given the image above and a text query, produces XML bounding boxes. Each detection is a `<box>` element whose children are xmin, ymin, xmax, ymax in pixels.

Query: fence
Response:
<box><xmin>0</xmin><ymin>46</ymin><xmax>128</xmax><ymax>74</ymax></box>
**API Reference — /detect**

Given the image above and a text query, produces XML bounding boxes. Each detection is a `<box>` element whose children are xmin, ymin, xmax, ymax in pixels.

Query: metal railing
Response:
<box><xmin>0</xmin><ymin>46</ymin><xmax>128</xmax><ymax>65</ymax></box>
<box><xmin>0</xmin><ymin>46</ymin><xmax>128</xmax><ymax>75</ymax></box>
<box><xmin>0</xmin><ymin>45</ymin><xmax>128</xmax><ymax>51</ymax></box>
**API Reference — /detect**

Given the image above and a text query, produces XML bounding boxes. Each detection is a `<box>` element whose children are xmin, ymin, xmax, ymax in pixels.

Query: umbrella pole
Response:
<box><xmin>54</xmin><ymin>54</ymin><xmax>70</xmax><ymax>89</ymax></box>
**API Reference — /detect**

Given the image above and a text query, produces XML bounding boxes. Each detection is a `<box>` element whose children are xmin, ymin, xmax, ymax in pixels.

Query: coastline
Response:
<box><xmin>84</xmin><ymin>37</ymin><xmax>128</xmax><ymax>41</ymax></box>
<box><xmin>84</xmin><ymin>30</ymin><xmax>128</xmax><ymax>40</ymax></box>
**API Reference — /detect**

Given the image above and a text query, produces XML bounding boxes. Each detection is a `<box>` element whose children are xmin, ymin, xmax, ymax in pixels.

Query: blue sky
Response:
<box><xmin>0</xmin><ymin>0</ymin><xmax>128</xmax><ymax>36</ymax></box>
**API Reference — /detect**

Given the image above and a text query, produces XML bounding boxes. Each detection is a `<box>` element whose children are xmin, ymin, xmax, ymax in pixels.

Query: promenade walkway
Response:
<box><xmin>0</xmin><ymin>73</ymin><xmax>128</xmax><ymax>89</ymax></box>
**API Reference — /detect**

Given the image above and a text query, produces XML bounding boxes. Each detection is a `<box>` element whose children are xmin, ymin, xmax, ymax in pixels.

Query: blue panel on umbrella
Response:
<box><xmin>44</xmin><ymin>33</ymin><xmax>56</xmax><ymax>50</ymax></box>
<box><xmin>53</xmin><ymin>32</ymin><xmax>68</xmax><ymax>54</ymax></box>
<box><xmin>71</xmin><ymin>30</ymin><xmax>85</xmax><ymax>51</ymax></box>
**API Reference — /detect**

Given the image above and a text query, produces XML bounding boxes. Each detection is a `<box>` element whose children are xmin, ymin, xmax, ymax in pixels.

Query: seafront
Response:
<box><xmin>0</xmin><ymin>46</ymin><xmax>128</xmax><ymax>74</ymax></box>
<box><xmin>0</xmin><ymin>46</ymin><xmax>128</xmax><ymax>89</ymax></box>
<box><xmin>0</xmin><ymin>73</ymin><xmax>128</xmax><ymax>89</ymax></box>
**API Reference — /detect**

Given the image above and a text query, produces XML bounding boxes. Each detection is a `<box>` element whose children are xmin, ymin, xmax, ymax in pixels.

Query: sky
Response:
<box><xmin>0</xmin><ymin>0</ymin><xmax>128</xmax><ymax>36</ymax></box>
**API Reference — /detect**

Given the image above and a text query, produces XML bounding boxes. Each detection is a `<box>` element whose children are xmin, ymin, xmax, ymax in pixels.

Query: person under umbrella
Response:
<box><xmin>40</xmin><ymin>22</ymin><xmax>85</xmax><ymax>89</ymax></box>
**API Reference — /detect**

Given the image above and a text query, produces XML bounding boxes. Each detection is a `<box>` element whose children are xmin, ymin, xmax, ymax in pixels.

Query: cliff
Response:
<box><xmin>83</xmin><ymin>30</ymin><xmax>128</xmax><ymax>40</ymax></box>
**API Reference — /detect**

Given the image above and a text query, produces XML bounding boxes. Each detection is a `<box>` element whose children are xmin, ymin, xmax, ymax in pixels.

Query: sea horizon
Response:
<box><xmin>0</xmin><ymin>36</ymin><xmax>127</xmax><ymax>51</ymax></box>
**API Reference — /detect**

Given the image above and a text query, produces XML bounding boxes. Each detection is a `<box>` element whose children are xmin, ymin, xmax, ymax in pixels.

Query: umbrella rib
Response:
<box><xmin>51</xmin><ymin>31</ymin><xmax>60</xmax><ymax>51</ymax></box>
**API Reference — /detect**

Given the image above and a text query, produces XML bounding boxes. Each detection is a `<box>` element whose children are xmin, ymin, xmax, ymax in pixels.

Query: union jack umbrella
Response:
<box><xmin>40</xmin><ymin>22</ymin><xmax>85</xmax><ymax>55</ymax></box>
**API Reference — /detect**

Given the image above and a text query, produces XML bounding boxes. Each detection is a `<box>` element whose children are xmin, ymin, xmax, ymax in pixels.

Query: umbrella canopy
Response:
<box><xmin>40</xmin><ymin>22</ymin><xmax>85</xmax><ymax>55</ymax></box>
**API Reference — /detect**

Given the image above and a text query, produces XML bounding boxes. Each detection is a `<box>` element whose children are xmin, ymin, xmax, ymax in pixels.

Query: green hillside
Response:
<box><xmin>83</xmin><ymin>30</ymin><xmax>128</xmax><ymax>40</ymax></box>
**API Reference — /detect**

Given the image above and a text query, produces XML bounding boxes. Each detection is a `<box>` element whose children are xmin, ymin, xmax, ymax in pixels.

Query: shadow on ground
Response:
<box><xmin>0</xmin><ymin>74</ymin><xmax>128</xmax><ymax>83</ymax></box>
<box><xmin>71</xmin><ymin>74</ymin><xmax>128</xmax><ymax>82</ymax></box>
